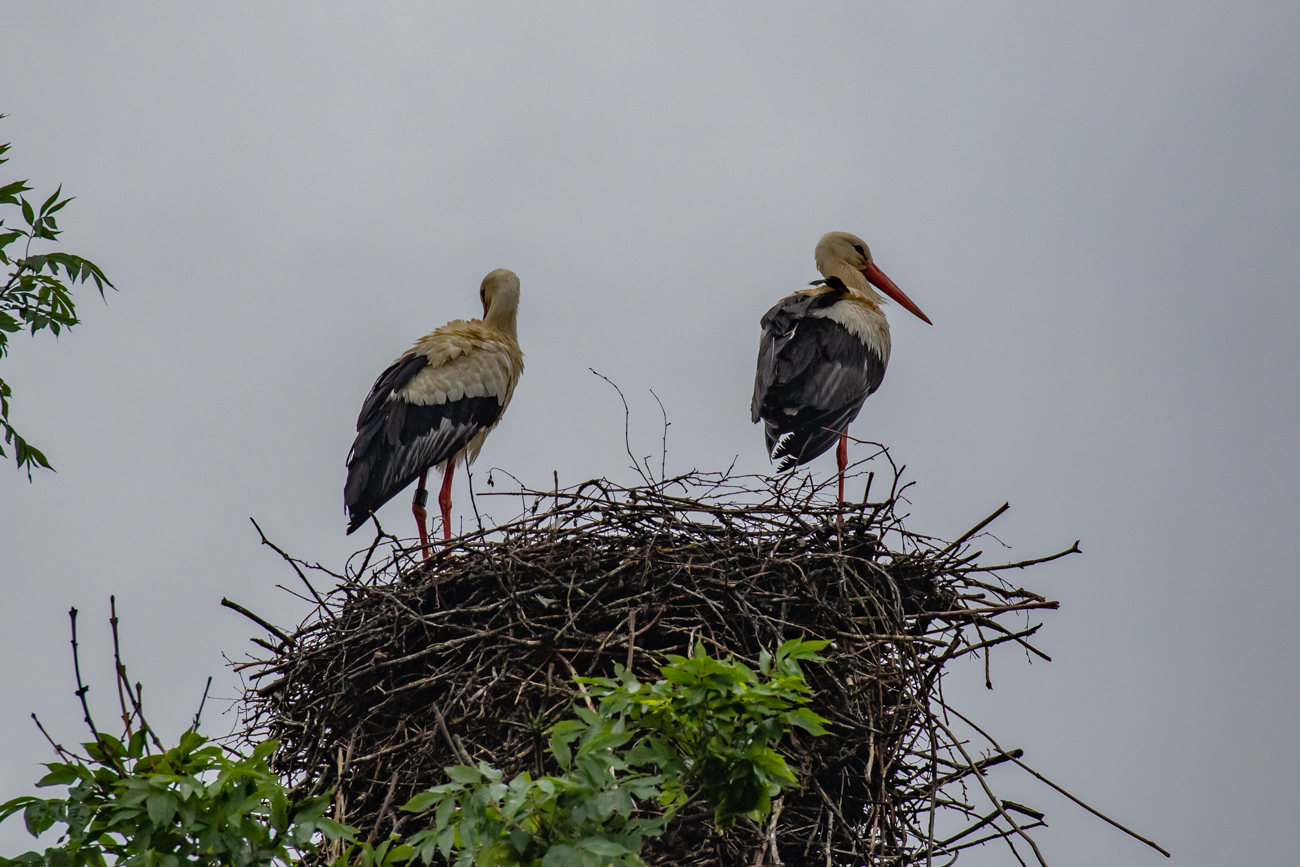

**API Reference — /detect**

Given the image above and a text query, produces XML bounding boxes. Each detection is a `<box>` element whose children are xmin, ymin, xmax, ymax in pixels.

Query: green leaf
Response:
<box><xmin>0</xmin><ymin>180</ymin><xmax>31</xmax><ymax>205</ymax></box>
<box><xmin>541</xmin><ymin>844</ymin><xmax>581</xmax><ymax>867</ymax></box>
<box><xmin>402</xmin><ymin>791</ymin><xmax>439</xmax><ymax>814</ymax></box>
<box><xmin>385</xmin><ymin>843</ymin><xmax>415</xmax><ymax>863</ymax></box>
<box><xmin>786</xmin><ymin>707</ymin><xmax>829</xmax><ymax>736</ymax></box>
<box><xmin>35</xmin><ymin>765</ymin><xmax>80</xmax><ymax>787</ymax></box>
<box><xmin>577</xmin><ymin>836</ymin><xmax>632</xmax><ymax>857</ymax></box>
<box><xmin>146</xmin><ymin>792</ymin><xmax>176</xmax><ymax>826</ymax></box>
<box><xmin>435</xmin><ymin>794</ymin><xmax>456</xmax><ymax>830</ymax></box>
<box><xmin>249</xmin><ymin>738</ymin><xmax>277</xmax><ymax>761</ymax></box>
<box><xmin>551</xmin><ymin>732</ymin><xmax>574</xmax><ymax>770</ymax></box>
<box><xmin>436</xmin><ymin>824</ymin><xmax>455</xmax><ymax>858</ymax></box>
<box><xmin>443</xmin><ymin>765</ymin><xmax>482</xmax><ymax>785</ymax></box>
<box><xmin>508</xmin><ymin>827</ymin><xmax>531</xmax><ymax>855</ymax></box>
<box><xmin>0</xmin><ymin>796</ymin><xmax>39</xmax><ymax>825</ymax></box>
<box><xmin>777</xmin><ymin>638</ymin><xmax>830</xmax><ymax>662</ymax></box>
<box><xmin>21</xmin><ymin>800</ymin><xmax>56</xmax><ymax>837</ymax></box>
<box><xmin>39</xmin><ymin>187</ymin><xmax>61</xmax><ymax>216</ymax></box>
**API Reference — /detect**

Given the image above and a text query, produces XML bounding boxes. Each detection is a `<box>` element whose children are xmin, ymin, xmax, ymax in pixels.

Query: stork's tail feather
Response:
<box><xmin>346</xmin><ymin>511</ymin><xmax>370</xmax><ymax>535</ymax></box>
<box><xmin>770</xmin><ymin>424</ymin><xmax>844</xmax><ymax>473</ymax></box>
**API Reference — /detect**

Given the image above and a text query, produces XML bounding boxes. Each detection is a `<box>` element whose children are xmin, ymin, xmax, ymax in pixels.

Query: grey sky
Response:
<box><xmin>2</xmin><ymin>3</ymin><xmax>1297</xmax><ymax>863</ymax></box>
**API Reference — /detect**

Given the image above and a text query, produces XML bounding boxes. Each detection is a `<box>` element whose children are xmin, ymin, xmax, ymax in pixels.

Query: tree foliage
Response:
<box><xmin>0</xmin><ymin>732</ymin><xmax>348</xmax><ymax>867</ymax></box>
<box><xmin>0</xmin><ymin>606</ymin><xmax>827</xmax><ymax>867</ymax></box>
<box><xmin>389</xmin><ymin>638</ymin><xmax>828</xmax><ymax>867</ymax></box>
<box><xmin>0</xmin><ymin>118</ymin><xmax>113</xmax><ymax>477</ymax></box>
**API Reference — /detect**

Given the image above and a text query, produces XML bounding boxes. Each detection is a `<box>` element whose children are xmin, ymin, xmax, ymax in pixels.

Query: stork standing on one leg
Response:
<box><xmin>345</xmin><ymin>268</ymin><xmax>524</xmax><ymax>556</ymax></box>
<box><xmin>752</xmin><ymin>232</ymin><xmax>931</xmax><ymax>503</ymax></box>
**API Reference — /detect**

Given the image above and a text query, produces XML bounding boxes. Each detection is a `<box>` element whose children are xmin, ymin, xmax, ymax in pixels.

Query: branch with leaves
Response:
<box><xmin>377</xmin><ymin>639</ymin><xmax>829</xmax><ymax>867</ymax></box>
<box><xmin>0</xmin><ymin>603</ymin><xmax>350</xmax><ymax>867</ymax></box>
<box><xmin>0</xmin><ymin>119</ymin><xmax>113</xmax><ymax>477</ymax></box>
<box><xmin>0</xmin><ymin>603</ymin><xmax>827</xmax><ymax>867</ymax></box>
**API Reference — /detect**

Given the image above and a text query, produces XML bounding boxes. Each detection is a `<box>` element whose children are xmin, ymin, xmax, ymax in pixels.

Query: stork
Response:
<box><xmin>752</xmin><ymin>232</ymin><xmax>931</xmax><ymax>503</ymax></box>
<box><xmin>345</xmin><ymin>268</ymin><xmax>524</xmax><ymax>556</ymax></box>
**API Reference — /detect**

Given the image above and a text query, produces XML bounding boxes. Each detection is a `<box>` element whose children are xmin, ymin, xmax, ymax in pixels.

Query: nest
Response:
<box><xmin>235</xmin><ymin>453</ymin><xmax>1085</xmax><ymax>866</ymax></box>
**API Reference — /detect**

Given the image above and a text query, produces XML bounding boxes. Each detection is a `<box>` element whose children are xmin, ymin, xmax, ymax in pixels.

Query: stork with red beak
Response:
<box><xmin>752</xmin><ymin>232</ymin><xmax>931</xmax><ymax>502</ymax></box>
<box><xmin>345</xmin><ymin>268</ymin><xmax>524</xmax><ymax>556</ymax></box>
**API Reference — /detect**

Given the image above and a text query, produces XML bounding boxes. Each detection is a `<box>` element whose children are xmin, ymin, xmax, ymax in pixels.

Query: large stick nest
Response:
<box><xmin>236</xmin><ymin>452</ymin><xmax>1083</xmax><ymax>866</ymax></box>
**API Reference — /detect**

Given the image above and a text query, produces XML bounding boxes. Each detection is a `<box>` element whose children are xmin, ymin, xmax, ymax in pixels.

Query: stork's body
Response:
<box><xmin>345</xmin><ymin>269</ymin><xmax>523</xmax><ymax>555</ymax></box>
<box><xmin>752</xmin><ymin>232</ymin><xmax>930</xmax><ymax>502</ymax></box>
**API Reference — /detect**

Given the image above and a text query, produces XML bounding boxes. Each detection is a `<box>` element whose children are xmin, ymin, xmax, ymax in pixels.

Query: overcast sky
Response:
<box><xmin>2</xmin><ymin>3</ymin><xmax>1298</xmax><ymax>864</ymax></box>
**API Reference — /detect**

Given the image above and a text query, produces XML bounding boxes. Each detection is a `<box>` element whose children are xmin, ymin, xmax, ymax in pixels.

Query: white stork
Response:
<box><xmin>345</xmin><ymin>268</ymin><xmax>524</xmax><ymax>556</ymax></box>
<box><xmin>752</xmin><ymin>232</ymin><xmax>931</xmax><ymax>503</ymax></box>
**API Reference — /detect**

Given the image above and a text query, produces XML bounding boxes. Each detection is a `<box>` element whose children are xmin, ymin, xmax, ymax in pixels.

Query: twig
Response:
<box><xmin>625</xmin><ymin>609</ymin><xmax>637</xmax><ymax>672</ymax></box>
<box><xmin>109</xmin><ymin>597</ymin><xmax>132</xmax><ymax>736</ymax></box>
<box><xmin>251</xmin><ymin>518</ymin><xmax>328</xmax><ymax>610</ymax></box>
<box><xmin>193</xmin><ymin>676</ymin><xmax>213</xmax><ymax>730</ymax></box>
<box><xmin>591</xmin><ymin>368</ymin><xmax>651</xmax><ymax>486</ymax></box>
<box><xmin>221</xmin><ymin>597</ymin><xmax>294</xmax><ymax>646</ymax></box>
<box><xmin>368</xmin><ymin>770</ymin><xmax>400</xmax><ymax>844</ymax></box>
<box><xmin>650</xmin><ymin>388</ymin><xmax>669</xmax><ymax>484</ymax></box>
<box><xmin>963</xmin><ymin>541</ymin><xmax>1082</xmax><ymax>572</ymax></box>
<box><xmin>430</xmin><ymin>701</ymin><xmax>473</xmax><ymax>765</ymax></box>
<box><xmin>939</xmin><ymin>503</ymin><xmax>1010</xmax><ymax>557</ymax></box>
<box><xmin>940</xmin><ymin>701</ymin><xmax>1171</xmax><ymax>858</ymax></box>
<box><xmin>31</xmin><ymin>713</ymin><xmax>77</xmax><ymax>763</ymax></box>
<box><xmin>68</xmin><ymin>607</ymin><xmax>122</xmax><ymax>772</ymax></box>
<box><xmin>930</xmin><ymin>715</ymin><xmax>1048</xmax><ymax>867</ymax></box>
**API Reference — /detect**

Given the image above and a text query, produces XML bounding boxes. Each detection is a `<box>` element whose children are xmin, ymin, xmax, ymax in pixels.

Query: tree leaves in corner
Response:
<box><xmin>0</xmin><ymin>117</ymin><xmax>114</xmax><ymax>478</ymax></box>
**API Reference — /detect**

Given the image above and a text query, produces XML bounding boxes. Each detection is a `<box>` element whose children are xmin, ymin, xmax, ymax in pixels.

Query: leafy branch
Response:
<box><xmin>0</xmin><ymin>602</ymin><xmax>827</xmax><ymax>867</ymax></box>
<box><xmin>378</xmin><ymin>638</ymin><xmax>830</xmax><ymax>867</ymax></box>
<box><xmin>0</xmin><ymin>119</ymin><xmax>114</xmax><ymax>477</ymax></box>
<box><xmin>0</xmin><ymin>602</ymin><xmax>350</xmax><ymax>867</ymax></box>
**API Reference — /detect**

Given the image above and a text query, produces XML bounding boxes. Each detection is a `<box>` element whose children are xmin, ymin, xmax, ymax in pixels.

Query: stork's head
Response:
<box><xmin>480</xmin><ymin>268</ymin><xmax>521</xmax><ymax>334</ymax></box>
<box><xmin>815</xmin><ymin>231</ymin><xmax>932</xmax><ymax>325</ymax></box>
<box><xmin>480</xmin><ymin>268</ymin><xmax>520</xmax><ymax>315</ymax></box>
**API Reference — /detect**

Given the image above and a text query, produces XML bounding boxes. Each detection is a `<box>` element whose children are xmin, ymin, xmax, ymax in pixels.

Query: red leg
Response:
<box><xmin>412</xmin><ymin>470</ymin><xmax>430</xmax><ymax>560</ymax></box>
<box><xmin>438</xmin><ymin>461</ymin><xmax>455</xmax><ymax>542</ymax></box>
<box><xmin>836</xmin><ymin>431</ymin><xmax>848</xmax><ymax>507</ymax></box>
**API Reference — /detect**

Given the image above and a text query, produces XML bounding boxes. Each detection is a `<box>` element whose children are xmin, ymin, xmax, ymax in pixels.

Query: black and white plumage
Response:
<box><xmin>752</xmin><ymin>232</ymin><xmax>930</xmax><ymax>500</ymax></box>
<box><xmin>345</xmin><ymin>268</ymin><xmax>524</xmax><ymax>551</ymax></box>
<box><xmin>753</xmin><ymin>277</ymin><xmax>887</xmax><ymax>471</ymax></box>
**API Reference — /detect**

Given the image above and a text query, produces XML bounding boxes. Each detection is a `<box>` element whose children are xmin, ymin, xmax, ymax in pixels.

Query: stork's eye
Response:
<box><xmin>852</xmin><ymin>244</ymin><xmax>865</xmax><ymax>256</ymax></box>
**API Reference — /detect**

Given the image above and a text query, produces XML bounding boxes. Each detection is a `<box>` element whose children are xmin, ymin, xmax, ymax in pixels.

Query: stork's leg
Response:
<box><xmin>438</xmin><ymin>461</ymin><xmax>456</xmax><ymax>542</ymax></box>
<box><xmin>412</xmin><ymin>470</ymin><xmax>430</xmax><ymax>560</ymax></box>
<box><xmin>836</xmin><ymin>431</ymin><xmax>848</xmax><ymax>506</ymax></box>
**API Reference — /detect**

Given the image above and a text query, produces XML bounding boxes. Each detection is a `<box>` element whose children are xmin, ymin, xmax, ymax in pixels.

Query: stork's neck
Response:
<box><xmin>484</xmin><ymin>299</ymin><xmax>519</xmax><ymax>341</ymax></box>
<box><xmin>819</xmin><ymin>261</ymin><xmax>886</xmax><ymax>308</ymax></box>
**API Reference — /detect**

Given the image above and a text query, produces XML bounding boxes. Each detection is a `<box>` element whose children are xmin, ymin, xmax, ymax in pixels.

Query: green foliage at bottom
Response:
<box><xmin>0</xmin><ymin>732</ymin><xmax>348</xmax><ymax>867</ymax></box>
<box><xmin>379</xmin><ymin>638</ymin><xmax>829</xmax><ymax>867</ymax></box>
<box><xmin>2</xmin><ymin>617</ymin><xmax>826</xmax><ymax>867</ymax></box>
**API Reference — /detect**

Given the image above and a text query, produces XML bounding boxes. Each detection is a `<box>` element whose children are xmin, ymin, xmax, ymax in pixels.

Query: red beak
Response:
<box><xmin>863</xmin><ymin>262</ymin><xmax>932</xmax><ymax>325</ymax></box>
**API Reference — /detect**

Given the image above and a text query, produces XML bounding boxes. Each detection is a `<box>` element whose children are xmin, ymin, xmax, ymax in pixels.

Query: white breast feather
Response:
<box><xmin>812</xmin><ymin>299</ymin><xmax>891</xmax><ymax>367</ymax></box>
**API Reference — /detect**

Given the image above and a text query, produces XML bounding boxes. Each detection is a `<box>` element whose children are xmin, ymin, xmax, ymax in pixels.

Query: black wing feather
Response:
<box><xmin>344</xmin><ymin>353</ymin><xmax>503</xmax><ymax>533</ymax></box>
<box><xmin>751</xmin><ymin>287</ymin><xmax>887</xmax><ymax>471</ymax></box>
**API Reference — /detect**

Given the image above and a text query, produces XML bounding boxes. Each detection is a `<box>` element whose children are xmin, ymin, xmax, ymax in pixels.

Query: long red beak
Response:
<box><xmin>863</xmin><ymin>261</ymin><xmax>932</xmax><ymax>325</ymax></box>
